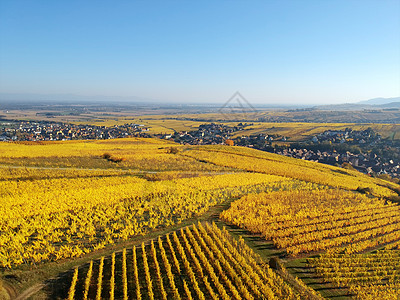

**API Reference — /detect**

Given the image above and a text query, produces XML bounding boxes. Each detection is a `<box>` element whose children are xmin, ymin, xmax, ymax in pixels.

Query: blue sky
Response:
<box><xmin>0</xmin><ymin>0</ymin><xmax>399</xmax><ymax>104</ymax></box>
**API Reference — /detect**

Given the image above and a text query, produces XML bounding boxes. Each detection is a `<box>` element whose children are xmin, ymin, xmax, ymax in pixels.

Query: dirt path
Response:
<box><xmin>13</xmin><ymin>284</ymin><xmax>45</xmax><ymax>300</ymax></box>
<box><xmin>0</xmin><ymin>165</ymin><xmax>158</xmax><ymax>173</ymax></box>
<box><xmin>1</xmin><ymin>280</ymin><xmax>17</xmax><ymax>300</ymax></box>
<box><xmin>0</xmin><ymin>164</ymin><xmax>236</xmax><ymax>175</ymax></box>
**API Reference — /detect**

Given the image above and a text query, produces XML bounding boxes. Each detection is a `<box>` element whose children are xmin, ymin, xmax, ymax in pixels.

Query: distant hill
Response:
<box><xmin>314</xmin><ymin>103</ymin><xmax>370</xmax><ymax>110</ymax></box>
<box><xmin>378</xmin><ymin>101</ymin><xmax>400</xmax><ymax>109</ymax></box>
<box><xmin>358</xmin><ymin>97</ymin><xmax>400</xmax><ymax>105</ymax></box>
<box><xmin>314</xmin><ymin>97</ymin><xmax>400</xmax><ymax>111</ymax></box>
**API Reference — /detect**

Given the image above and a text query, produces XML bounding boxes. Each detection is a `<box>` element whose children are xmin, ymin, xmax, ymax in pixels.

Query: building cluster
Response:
<box><xmin>311</xmin><ymin>128</ymin><xmax>381</xmax><ymax>145</ymax></box>
<box><xmin>274</xmin><ymin>148</ymin><xmax>399</xmax><ymax>178</ymax></box>
<box><xmin>169</xmin><ymin>123</ymin><xmax>249</xmax><ymax>145</ymax></box>
<box><xmin>0</xmin><ymin>121</ymin><xmax>149</xmax><ymax>141</ymax></box>
<box><xmin>170</xmin><ymin>124</ymin><xmax>399</xmax><ymax>178</ymax></box>
<box><xmin>234</xmin><ymin>134</ymin><xmax>286</xmax><ymax>148</ymax></box>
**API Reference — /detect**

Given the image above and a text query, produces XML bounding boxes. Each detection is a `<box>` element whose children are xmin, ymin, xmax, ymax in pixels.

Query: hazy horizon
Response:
<box><xmin>0</xmin><ymin>92</ymin><xmax>399</xmax><ymax>107</ymax></box>
<box><xmin>1</xmin><ymin>1</ymin><xmax>399</xmax><ymax>104</ymax></box>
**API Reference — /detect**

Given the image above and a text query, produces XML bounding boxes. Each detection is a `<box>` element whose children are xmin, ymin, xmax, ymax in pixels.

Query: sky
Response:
<box><xmin>0</xmin><ymin>0</ymin><xmax>399</xmax><ymax>105</ymax></box>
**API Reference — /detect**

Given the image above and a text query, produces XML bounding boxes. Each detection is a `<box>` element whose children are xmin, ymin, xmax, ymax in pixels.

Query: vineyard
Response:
<box><xmin>61</xmin><ymin>222</ymin><xmax>313</xmax><ymax>300</ymax></box>
<box><xmin>1</xmin><ymin>138</ymin><xmax>400</xmax><ymax>299</ymax></box>
<box><xmin>181</xmin><ymin>146</ymin><xmax>398</xmax><ymax>197</ymax></box>
<box><xmin>1</xmin><ymin>139</ymin><xmax>398</xmax><ymax>198</ymax></box>
<box><xmin>0</xmin><ymin>171</ymin><xmax>301</xmax><ymax>268</ymax></box>
<box><xmin>307</xmin><ymin>250</ymin><xmax>400</xmax><ymax>299</ymax></box>
<box><xmin>221</xmin><ymin>189</ymin><xmax>400</xmax><ymax>256</ymax></box>
<box><xmin>0</xmin><ymin>138</ymin><xmax>226</xmax><ymax>171</ymax></box>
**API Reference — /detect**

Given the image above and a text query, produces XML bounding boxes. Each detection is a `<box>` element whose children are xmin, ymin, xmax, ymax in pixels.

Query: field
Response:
<box><xmin>0</xmin><ymin>137</ymin><xmax>399</xmax><ymax>299</ymax></box>
<box><xmin>0</xmin><ymin>138</ymin><xmax>212</xmax><ymax>170</ymax></box>
<box><xmin>2</xmin><ymin>103</ymin><xmax>399</xmax><ymax>140</ymax></box>
<box><xmin>75</xmin><ymin>117</ymin><xmax>400</xmax><ymax>141</ymax></box>
<box><xmin>227</xmin><ymin>122</ymin><xmax>400</xmax><ymax>141</ymax></box>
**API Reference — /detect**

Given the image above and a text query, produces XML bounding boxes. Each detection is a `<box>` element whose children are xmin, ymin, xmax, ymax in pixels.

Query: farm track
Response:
<box><xmin>0</xmin><ymin>165</ymin><xmax>156</xmax><ymax>173</ymax></box>
<box><xmin>0</xmin><ymin>164</ymin><xmax>239</xmax><ymax>174</ymax></box>
<box><xmin>0</xmin><ymin>164</ymin><xmax>237</xmax><ymax>177</ymax></box>
<box><xmin>14</xmin><ymin>284</ymin><xmax>45</xmax><ymax>300</ymax></box>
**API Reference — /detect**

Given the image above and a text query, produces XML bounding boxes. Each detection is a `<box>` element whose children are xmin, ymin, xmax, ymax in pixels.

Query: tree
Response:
<box><xmin>225</xmin><ymin>139</ymin><xmax>234</xmax><ymax>146</ymax></box>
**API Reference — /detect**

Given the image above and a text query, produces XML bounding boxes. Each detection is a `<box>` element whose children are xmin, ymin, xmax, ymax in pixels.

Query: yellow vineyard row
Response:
<box><xmin>66</xmin><ymin>223</ymin><xmax>308</xmax><ymax>300</ymax></box>
<box><xmin>221</xmin><ymin>189</ymin><xmax>400</xmax><ymax>255</ymax></box>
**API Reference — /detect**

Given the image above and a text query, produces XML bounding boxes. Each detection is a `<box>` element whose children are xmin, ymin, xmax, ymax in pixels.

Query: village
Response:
<box><xmin>1</xmin><ymin>120</ymin><xmax>399</xmax><ymax>178</ymax></box>
<box><xmin>167</xmin><ymin>122</ymin><xmax>248</xmax><ymax>145</ymax></box>
<box><xmin>274</xmin><ymin>148</ymin><xmax>399</xmax><ymax>178</ymax></box>
<box><xmin>0</xmin><ymin>121</ymin><xmax>150</xmax><ymax>141</ymax></box>
<box><xmin>171</xmin><ymin>124</ymin><xmax>400</xmax><ymax>179</ymax></box>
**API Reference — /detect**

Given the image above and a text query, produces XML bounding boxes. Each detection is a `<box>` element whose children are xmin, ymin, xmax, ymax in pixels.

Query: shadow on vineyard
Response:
<box><xmin>216</xmin><ymin>222</ymin><xmax>286</xmax><ymax>259</ymax></box>
<box><xmin>43</xmin><ymin>267</ymin><xmax>81</xmax><ymax>300</ymax></box>
<box><xmin>285</xmin><ymin>259</ymin><xmax>351</xmax><ymax>299</ymax></box>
